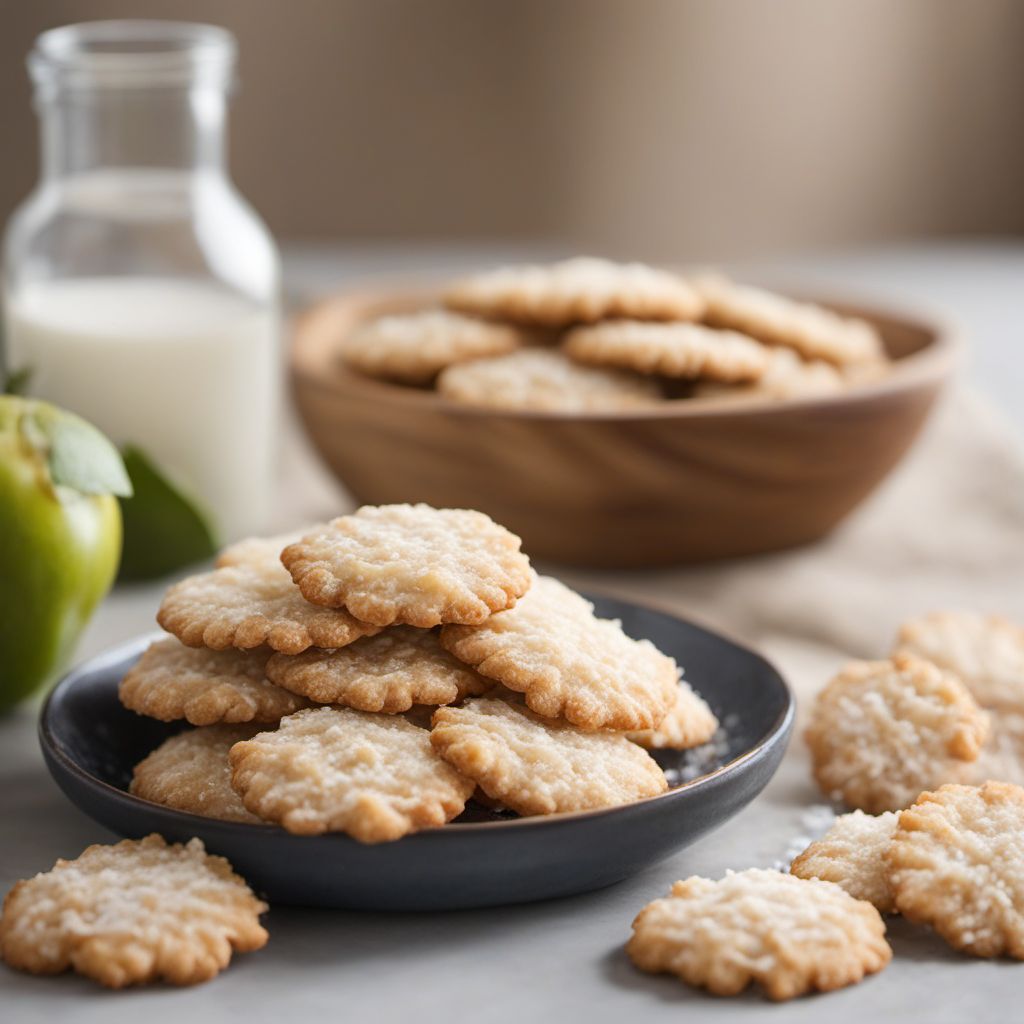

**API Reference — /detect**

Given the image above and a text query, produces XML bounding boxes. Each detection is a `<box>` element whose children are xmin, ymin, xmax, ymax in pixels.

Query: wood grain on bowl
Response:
<box><xmin>291</xmin><ymin>288</ymin><xmax>959</xmax><ymax>568</ymax></box>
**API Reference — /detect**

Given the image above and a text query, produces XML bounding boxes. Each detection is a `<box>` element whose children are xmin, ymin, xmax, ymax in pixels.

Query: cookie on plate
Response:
<box><xmin>119</xmin><ymin>636</ymin><xmax>311</xmax><ymax>725</ymax></box>
<box><xmin>886</xmin><ymin>781</ymin><xmax>1024</xmax><ymax>958</ymax></box>
<box><xmin>692</xmin><ymin>346</ymin><xmax>845</xmax><ymax>403</ymax></box>
<box><xmin>340</xmin><ymin>310</ymin><xmax>526</xmax><ymax>385</ymax></box>
<box><xmin>130</xmin><ymin>725</ymin><xmax>263</xmax><ymax>824</ymax></box>
<box><xmin>436</xmin><ymin>348</ymin><xmax>661</xmax><ymax>412</ymax></box>
<box><xmin>895</xmin><ymin>610</ymin><xmax>1024</xmax><ymax>709</ymax></box>
<box><xmin>695</xmin><ymin>273</ymin><xmax>885</xmax><ymax>366</ymax></box>
<box><xmin>625</xmin><ymin>682</ymin><xmax>719</xmax><ymax>750</ymax></box>
<box><xmin>265</xmin><ymin>626</ymin><xmax>490</xmax><ymax>713</ymax></box>
<box><xmin>157</xmin><ymin>562</ymin><xmax>380</xmax><ymax>655</ymax></box>
<box><xmin>429</xmin><ymin>697</ymin><xmax>667</xmax><ymax>815</ymax></box>
<box><xmin>804</xmin><ymin>654</ymin><xmax>988</xmax><ymax>813</ymax></box>
<box><xmin>563</xmin><ymin>320</ymin><xmax>769</xmax><ymax>382</ymax></box>
<box><xmin>281</xmin><ymin>504</ymin><xmax>532</xmax><ymax>627</ymax></box>
<box><xmin>229</xmin><ymin>707</ymin><xmax>475</xmax><ymax>841</ymax></box>
<box><xmin>440</xmin><ymin>575</ymin><xmax>678</xmax><ymax>732</ymax></box>
<box><xmin>790</xmin><ymin>810</ymin><xmax>899</xmax><ymax>913</ymax></box>
<box><xmin>443</xmin><ymin>257</ymin><xmax>704</xmax><ymax>327</ymax></box>
<box><xmin>627</xmin><ymin>869</ymin><xmax>891</xmax><ymax>1000</ymax></box>
<box><xmin>0</xmin><ymin>834</ymin><xmax>267</xmax><ymax>988</ymax></box>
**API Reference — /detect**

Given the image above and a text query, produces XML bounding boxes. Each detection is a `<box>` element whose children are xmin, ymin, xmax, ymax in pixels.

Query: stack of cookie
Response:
<box><xmin>337</xmin><ymin>257</ymin><xmax>890</xmax><ymax>411</ymax></box>
<box><xmin>121</xmin><ymin>503</ymin><xmax>719</xmax><ymax>842</ymax></box>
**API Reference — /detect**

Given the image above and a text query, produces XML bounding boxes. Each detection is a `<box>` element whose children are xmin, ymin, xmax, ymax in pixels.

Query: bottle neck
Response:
<box><xmin>38</xmin><ymin>85</ymin><xmax>227</xmax><ymax>180</ymax></box>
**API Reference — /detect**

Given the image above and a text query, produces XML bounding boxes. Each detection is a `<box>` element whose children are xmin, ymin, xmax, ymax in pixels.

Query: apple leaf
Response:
<box><xmin>2</xmin><ymin>366</ymin><xmax>33</xmax><ymax>396</ymax></box>
<box><xmin>20</xmin><ymin>402</ymin><xmax>132</xmax><ymax>498</ymax></box>
<box><xmin>118</xmin><ymin>446</ymin><xmax>218</xmax><ymax>581</ymax></box>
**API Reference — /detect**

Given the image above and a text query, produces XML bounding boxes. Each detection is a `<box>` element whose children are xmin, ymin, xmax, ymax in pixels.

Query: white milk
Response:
<box><xmin>5</xmin><ymin>277</ymin><xmax>278</xmax><ymax>541</ymax></box>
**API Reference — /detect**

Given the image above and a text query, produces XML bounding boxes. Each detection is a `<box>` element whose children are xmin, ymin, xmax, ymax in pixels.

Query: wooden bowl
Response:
<box><xmin>290</xmin><ymin>287</ymin><xmax>959</xmax><ymax>568</ymax></box>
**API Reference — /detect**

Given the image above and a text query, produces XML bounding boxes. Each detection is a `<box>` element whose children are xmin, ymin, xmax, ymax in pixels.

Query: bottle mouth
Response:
<box><xmin>30</xmin><ymin>20</ymin><xmax>236</xmax><ymax>93</ymax></box>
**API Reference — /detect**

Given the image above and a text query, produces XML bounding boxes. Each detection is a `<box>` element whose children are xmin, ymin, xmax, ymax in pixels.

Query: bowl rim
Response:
<box><xmin>290</xmin><ymin>282</ymin><xmax>963</xmax><ymax>422</ymax></box>
<box><xmin>39</xmin><ymin>605</ymin><xmax>795</xmax><ymax>841</ymax></box>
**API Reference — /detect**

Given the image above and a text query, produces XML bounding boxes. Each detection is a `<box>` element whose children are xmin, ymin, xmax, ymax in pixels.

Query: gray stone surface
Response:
<box><xmin>3</xmin><ymin>241</ymin><xmax>1023</xmax><ymax>1020</ymax></box>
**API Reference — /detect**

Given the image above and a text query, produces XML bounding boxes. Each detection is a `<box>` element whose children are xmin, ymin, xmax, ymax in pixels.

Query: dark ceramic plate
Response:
<box><xmin>39</xmin><ymin>594</ymin><xmax>793</xmax><ymax>911</ymax></box>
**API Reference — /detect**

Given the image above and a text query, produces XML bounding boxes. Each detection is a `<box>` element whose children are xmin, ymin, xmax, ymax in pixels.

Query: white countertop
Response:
<box><xmin>3</xmin><ymin>240</ymin><xmax>1024</xmax><ymax>1021</ymax></box>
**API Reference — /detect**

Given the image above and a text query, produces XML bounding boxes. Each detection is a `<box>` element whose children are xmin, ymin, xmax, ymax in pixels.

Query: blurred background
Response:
<box><xmin>3</xmin><ymin>0</ymin><xmax>1024</xmax><ymax>262</ymax></box>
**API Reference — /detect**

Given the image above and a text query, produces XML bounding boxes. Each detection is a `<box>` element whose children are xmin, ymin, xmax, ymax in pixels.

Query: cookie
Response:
<box><xmin>130</xmin><ymin>725</ymin><xmax>263</xmax><ymax>823</ymax></box>
<box><xmin>695</xmin><ymin>273</ymin><xmax>885</xmax><ymax>366</ymax></box>
<box><xmin>692</xmin><ymin>346</ymin><xmax>845</xmax><ymax>403</ymax></box>
<box><xmin>842</xmin><ymin>356</ymin><xmax>892</xmax><ymax>388</ymax></box>
<box><xmin>886</xmin><ymin>781</ymin><xmax>1024</xmax><ymax>957</ymax></box>
<box><xmin>440</xmin><ymin>575</ymin><xmax>678</xmax><ymax>731</ymax></box>
<box><xmin>625</xmin><ymin>682</ymin><xmax>719</xmax><ymax>750</ymax></box>
<box><xmin>0</xmin><ymin>834</ymin><xmax>266</xmax><ymax>988</ymax></box>
<box><xmin>627</xmin><ymin>869</ymin><xmax>891</xmax><ymax>1001</ymax></box>
<box><xmin>563</xmin><ymin>320</ymin><xmax>769</xmax><ymax>382</ymax></box>
<box><xmin>339</xmin><ymin>310</ymin><xmax>526</xmax><ymax>384</ymax></box>
<box><xmin>443</xmin><ymin>257</ymin><xmax>704</xmax><ymax>327</ymax></box>
<box><xmin>215</xmin><ymin>531</ymin><xmax>305</xmax><ymax>569</ymax></box>
<box><xmin>436</xmin><ymin>348</ymin><xmax>661</xmax><ymax>412</ymax></box>
<box><xmin>228</xmin><ymin>707</ymin><xmax>475</xmax><ymax>841</ymax></box>
<box><xmin>429</xmin><ymin>697</ymin><xmax>667</xmax><ymax>815</ymax></box>
<box><xmin>265</xmin><ymin>626</ymin><xmax>491</xmax><ymax>712</ymax></box>
<box><xmin>157</xmin><ymin>562</ymin><xmax>381</xmax><ymax>655</ymax></box>
<box><xmin>790</xmin><ymin>810</ymin><xmax>899</xmax><ymax>913</ymax></box>
<box><xmin>281</xmin><ymin>504</ymin><xmax>532</xmax><ymax>627</ymax></box>
<box><xmin>805</xmin><ymin>654</ymin><xmax>988</xmax><ymax>813</ymax></box>
<box><xmin>895</xmin><ymin>610</ymin><xmax>1024</xmax><ymax>709</ymax></box>
<box><xmin>119</xmin><ymin>636</ymin><xmax>311</xmax><ymax>725</ymax></box>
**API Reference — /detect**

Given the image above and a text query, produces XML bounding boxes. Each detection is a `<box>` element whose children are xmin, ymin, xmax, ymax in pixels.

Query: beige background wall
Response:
<box><xmin>1</xmin><ymin>0</ymin><xmax>1023</xmax><ymax>261</ymax></box>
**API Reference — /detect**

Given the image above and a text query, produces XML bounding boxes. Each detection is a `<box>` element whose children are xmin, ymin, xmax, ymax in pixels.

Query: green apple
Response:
<box><xmin>0</xmin><ymin>397</ymin><xmax>130</xmax><ymax>711</ymax></box>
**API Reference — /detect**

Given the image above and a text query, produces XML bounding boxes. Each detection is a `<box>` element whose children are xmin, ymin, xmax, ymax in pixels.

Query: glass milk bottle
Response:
<box><xmin>3</xmin><ymin>21</ymin><xmax>279</xmax><ymax>543</ymax></box>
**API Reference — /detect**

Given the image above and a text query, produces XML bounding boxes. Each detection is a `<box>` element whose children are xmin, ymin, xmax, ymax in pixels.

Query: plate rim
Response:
<box><xmin>39</xmin><ymin>603</ymin><xmax>795</xmax><ymax>840</ymax></box>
